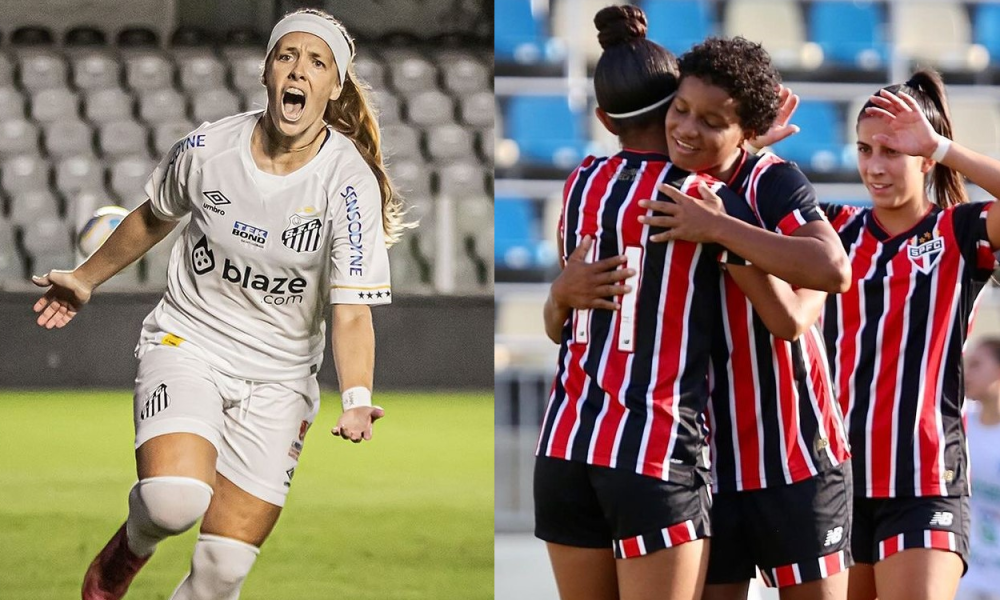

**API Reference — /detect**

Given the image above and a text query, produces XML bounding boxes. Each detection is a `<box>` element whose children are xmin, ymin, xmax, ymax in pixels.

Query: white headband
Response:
<box><xmin>605</xmin><ymin>93</ymin><xmax>676</xmax><ymax>119</ymax></box>
<box><xmin>267</xmin><ymin>13</ymin><xmax>353</xmax><ymax>85</ymax></box>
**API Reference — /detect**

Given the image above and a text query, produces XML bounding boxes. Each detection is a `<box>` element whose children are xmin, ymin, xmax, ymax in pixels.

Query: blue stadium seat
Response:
<box><xmin>769</xmin><ymin>100</ymin><xmax>844</xmax><ymax>173</ymax></box>
<box><xmin>495</xmin><ymin>0</ymin><xmax>547</xmax><ymax>63</ymax></box>
<box><xmin>975</xmin><ymin>4</ymin><xmax>1000</xmax><ymax>63</ymax></box>
<box><xmin>810</xmin><ymin>1</ymin><xmax>887</xmax><ymax>70</ymax></box>
<box><xmin>506</xmin><ymin>96</ymin><xmax>586</xmax><ymax>166</ymax></box>
<box><xmin>642</xmin><ymin>0</ymin><xmax>713</xmax><ymax>56</ymax></box>
<box><xmin>495</xmin><ymin>196</ymin><xmax>540</xmax><ymax>270</ymax></box>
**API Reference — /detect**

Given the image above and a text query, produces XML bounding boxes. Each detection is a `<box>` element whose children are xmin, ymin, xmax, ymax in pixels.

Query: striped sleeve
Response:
<box><xmin>950</xmin><ymin>201</ymin><xmax>997</xmax><ymax>281</ymax></box>
<box><xmin>753</xmin><ymin>163</ymin><xmax>824</xmax><ymax>235</ymax></box>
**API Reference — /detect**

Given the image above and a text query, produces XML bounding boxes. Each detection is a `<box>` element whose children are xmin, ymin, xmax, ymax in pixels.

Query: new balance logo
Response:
<box><xmin>930</xmin><ymin>511</ymin><xmax>954</xmax><ymax>527</ymax></box>
<box><xmin>139</xmin><ymin>384</ymin><xmax>169</xmax><ymax>420</ymax></box>
<box><xmin>824</xmin><ymin>526</ymin><xmax>844</xmax><ymax>547</ymax></box>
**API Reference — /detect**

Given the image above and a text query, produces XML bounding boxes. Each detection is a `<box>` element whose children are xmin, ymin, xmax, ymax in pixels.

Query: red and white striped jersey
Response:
<box><xmin>708</xmin><ymin>151</ymin><xmax>851</xmax><ymax>492</ymax></box>
<box><xmin>823</xmin><ymin>201</ymin><xmax>996</xmax><ymax>497</ymax></box>
<box><xmin>536</xmin><ymin>150</ymin><xmax>751</xmax><ymax>484</ymax></box>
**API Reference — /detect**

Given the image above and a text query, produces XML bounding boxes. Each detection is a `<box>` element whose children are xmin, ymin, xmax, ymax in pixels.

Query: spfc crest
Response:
<box><xmin>281</xmin><ymin>214</ymin><xmax>322</xmax><ymax>253</ymax></box>
<box><xmin>907</xmin><ymin>236</ymin><xmax>944</xmax><ymax>274</ymax></box>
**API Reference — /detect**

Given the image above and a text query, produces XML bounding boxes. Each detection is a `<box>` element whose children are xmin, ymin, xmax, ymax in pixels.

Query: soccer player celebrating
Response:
<box><xmin>31</xmin><ymin>9</ymin><xmax>401</xmax><ymax>600</ymax></box>
<box><xmin>958</xmin><ymin>339</ymin><xmax>1000</xmax><ymax>600</ymax></box>
<box><xmin>820</xmin><ymin>70</ymin><xmax>1000</xmax><ymax>600</ymax></box>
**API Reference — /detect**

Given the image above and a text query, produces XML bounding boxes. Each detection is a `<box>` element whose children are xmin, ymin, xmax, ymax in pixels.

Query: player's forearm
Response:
<box><xmin>331</xmin><ymin>304</ymin><xmax>375</xmax><ymax>392</ymax></box>
<box><xmin>940</xmin><ymin>142</ymin><xmax>1000</xmax><ymax>201</ymax></box>
<box><xmin>75</xmin><ymin>201</ymin><xmax>176</xmax><ymax>289</ymax></box>
<box><xmin>712</xmin><ymin>218</ymin><xmax>851</xmax><ymax>293</ymax></box>
<box><xmin>543</xmin><ymin>293</ymin><xmax>571</xmax><ymax>344</ymax></box>
<box><xmin>730</xmin><ymin>267</ymin><xmax>826</xmax><ymax>341</ymax></box>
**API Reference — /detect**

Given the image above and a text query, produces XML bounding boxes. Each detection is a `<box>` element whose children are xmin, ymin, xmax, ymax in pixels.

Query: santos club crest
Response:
<box><xmin>281</xmin><ymin>214</ymin><xmax>322</xmax><ymax>253</ymax></box>
<box><xmin>907</xmin><ymin>234</ymin><xmax>944</xmax><ymax>274</ymax></box>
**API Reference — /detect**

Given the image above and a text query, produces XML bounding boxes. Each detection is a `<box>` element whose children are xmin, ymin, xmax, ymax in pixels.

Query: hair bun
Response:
<box><xmin>594</xmin><ymin>5</ymin><xmax>648</xmax><ymax>50</ymax></box>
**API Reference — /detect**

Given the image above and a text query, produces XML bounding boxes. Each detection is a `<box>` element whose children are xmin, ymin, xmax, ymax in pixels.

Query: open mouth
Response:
<box><xmin>673</xmin><ymin>137</ymin><xmax>698</xmax><ymax>153</ymax></box>
<box><xmin>281</xmin><ymin>88</ymin><xmax>306</xmax><ymax>122</ymax></box>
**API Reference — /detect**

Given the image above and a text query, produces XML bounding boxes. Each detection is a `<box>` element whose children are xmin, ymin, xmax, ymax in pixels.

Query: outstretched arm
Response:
<box><xmin>726</xmin><ymin>264</ymin><xmax>827</xmax><ymax>341</ymax></box>
<box><xmin>32</xmin><ymin>200</ymin><xmax>177</xmax><ymax>328</ymax></box>
<box><xmin>330</xmin><ymin>304</ymin><xmax>384</xmax><ymax>443</ymax></box>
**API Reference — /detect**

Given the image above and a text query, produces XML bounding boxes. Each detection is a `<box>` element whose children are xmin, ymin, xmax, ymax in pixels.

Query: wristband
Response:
<box><xmin>744</xmin><ymin>141</ymin><xmax>762</xmax><ymax>155</ymax></box>
<box><xmin>341</xmin><ymin>386</ymin><xmax>372</xmax><ymax>411</ymax></box>
<box><xmin>931</xmin><ymin>136</ymin><xmax>952</xmax><ymax>163</ymax></box>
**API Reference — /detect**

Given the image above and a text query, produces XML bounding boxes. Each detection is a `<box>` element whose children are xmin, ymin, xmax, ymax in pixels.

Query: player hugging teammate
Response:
<box><xmin>32</xmin><ymin>8</ymin><xmax>406</xmax><ymax>600</ymax></box>
<box><xmin>538</xmin><ymin>5</ymin><xmax>1000</xmax><ymax>600</ymax></box>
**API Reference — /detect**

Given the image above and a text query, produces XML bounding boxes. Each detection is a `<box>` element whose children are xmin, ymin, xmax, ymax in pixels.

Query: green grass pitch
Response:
<box><xmin>0</xmin><ymin>390</ymin><xmax>493</xmax><ymax>599</ymax></box>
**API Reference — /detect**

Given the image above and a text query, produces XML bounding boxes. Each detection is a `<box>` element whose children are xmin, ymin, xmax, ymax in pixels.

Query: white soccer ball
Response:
<box><xmin>78</xmin><ymin>206</ymin><xmax>129</xmax><ymax>256</ymax></box>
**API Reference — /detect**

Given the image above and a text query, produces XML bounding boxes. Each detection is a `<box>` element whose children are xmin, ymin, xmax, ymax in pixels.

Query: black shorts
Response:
<box><xmin>533</xmin><ymin>456</ymin><xmax>711</xmax><ymax>559</ymax></box>
<box><xmin>852</xmin><ymin>494</ymin><xmax>970</xmax><ymax>570</ymax></box>
<box><xmin>707</xmin><ymin>461</ymin><xmax>854</xmax><ymax>589</ymax></box>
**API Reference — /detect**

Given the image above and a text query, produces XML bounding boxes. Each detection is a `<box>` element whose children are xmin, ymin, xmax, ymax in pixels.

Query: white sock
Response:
<box><xmin>170</xmin><ymin>534</ymin><xmax>260</xmax><ymax>600</ymax></box>
<box><xmin>125</xmin><ymin>476</ymin><xmax>214</xmax><ymax>557</ymax></box>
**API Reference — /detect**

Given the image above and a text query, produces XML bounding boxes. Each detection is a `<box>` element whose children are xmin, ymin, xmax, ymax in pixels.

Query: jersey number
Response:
<box><xmin>572</xmin><ymin>245</ymin><xmax>642</xmax><ymax>354</ymax></box>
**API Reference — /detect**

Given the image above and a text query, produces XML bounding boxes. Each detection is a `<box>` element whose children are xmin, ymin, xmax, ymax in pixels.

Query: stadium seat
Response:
<box><xmin>407</xmin><ymin>90</ymin><xmax>455</xmax><ymax>127</ymax></box>
<box><xmin>949</xmin><ymin>98</ymin><xmax>1000</xmax><ymax>158</ymax></box>
<box><xmin>495</xmin><ymin>196</ymin><xmax>540</xmax><ymax>269</ymax></box>
<box><xmin>353</xmin><ymin>54</ymin><xmax>385</xmax><ymax>89</ymax></box>
<box><xmin>976</xmin><ymin>4</ymin><xmax>1000</xmax><ymax>64</ymax></box>
<box><xmin>388</xmin><ymin>159</ymin><xmax>432</xmax><ymax>201</ymax></box>
<box><xmin>152</xmin><ymin>120</ymin><xmax>196</xmax><ymax>155</ymax></box>
<box><xmin>30</xmin><ymin>88</ymin><xmax>79</xmax><ymax>123</ymax></box>
<box><xmin>505</xmin><ymin>95</ymin><xmax>586</xmax><ymax>166</ymax></box>
<box><xmin>769</xmin><ymin>100</ymin><xmax>843</xmax><ymax>173</ymax></box>
<box><xmin>389</xmin><ymin>55</ymin><xmax>438</xmax><ymax>95</ymax></box>
<box><xmin>64</xmin><ymin>26</ymin><xmax>107</xmax><ymax>47</ymax></box>
<box><xmin>809</xmin><ymin>1</ymin><xmax>887</xmax><ymax>70</ymax></box>
<box><xmin>642</xmin><ymin>0</ymin><xmax>713</xmax><ymax>56</ymax></box>
<box><xmin>381</xmin><ymin>123</ymin><xmax>423</xmax><ymax>161</ymax></box>
<box><xmin>0</xmin><ymin>87</ymin><xmax>26</xmax><ymax>120</ymax></box>
<box><xmin>84</xmin><ymin>88</ymin><xmax>134</xmax><ymax>124</ymax></box>
<box><xmin>178</xmin><ymin>53</ymin><xmax>227</xmax><ymax>92</ymax></box>
<box><xmin>43</xmin><ymin>119</ymin><xmax>95</xmax><ymax>158</ymax></box>
<box><xmin>407</xmin><ymin>197</ymin><xmax>437</xmax><ymax>266</ymax></box>
<box><xmin>495</xmin><ymin>0</ymin><xmax>549</xmax><ymax>63</ymax></box>
<box><xmin>138</xmin><ymin>88</ymin><xmax>187</xmax><ymax>124</ymax></box>
<box><xmin>479</xmin><ymin>128</ymin><xmax>494</xmax><ymax>164</ymax></box>
<box><xmin>191</xmin><ymin>88</ymin><xmax>240</xmax><ymax>123</ymax></box>
<box><xmin>22</xmin><ymin>217</ymin><xmax>72</xmax><ymax>257</ymax></box>
<box><xmin>453</xmin><ymin>196</ymin><xmax>493</xmax><ymax>292</ymax></box>
<box><xmin>98</xmin><ymin>120</ymin><xmax>148</xmax><ymax>158</ymax></box>
<box><xmin>440</xmin><ymin>53</ymin><xmax>490</xmax><ymax>95</ymax></box>
<box><xmin>0</xmin><ymin>120</ymin><xmax>40</xmax><ymax>157</ymax></box>
<box><xmin>55</xmin><ymin>155</ymin><xmax>105</xmax><ymax>196</ymax></box>
<box><xmin>460</xmin><ymin>91</ymin><xmax>493</xmax><ymax>127</ymax></box>
<box><xmin>427</xmin><ymin>124</ymin><xmax>475</xmax><ymax>162</ymax></box>
<box><xmin>71</xmin><ymin>53</ymin><xmax>120</xmax><ymax>90</ymax></box>
<box><xmin>372</xmin><ymin>90</ymin><xmax>402</xmax><ymax>124</ymax></box>
<box><xmin>0</xmin><ymin>217</ymin><xmax>21</xmax><ymax>282</ymax></box>
<box><xmin>124</xmin><ymin>53</ymin><xmax>175</xmax><ymax>91</ymax></box>
<box><xmin>19</xmin><ymin>51</ymin><xmax>68</xmax><ymax>91</ymax></box>
<box><xmin>2</xmin><ymin>155</ymin><xmax>49</xmax><ymax>196</ymax></box>
<box><xmin>895</xmin><ymin>3</ymin><xmax>988</xmax><ymax>72</ymax></box>
<box><xmin>389</xmin><ymin>243</ymin><xmax>431</xmax><ymax>293</ymax></box>
<box><xmin>9</xmin><ymin>191</ymin><xmax>60</xmax><ymax>227</ymax></box>
<box><xmin>438</xmin><ymin>160</ymin><xmax>488</xmax><ymax>199</ymax></box>
<box><xmin>110</xmin><ymin>156</ymin><xmax>155</xmax><ymax>207</ymax></box>
<box><xmin>228</xmin><ymin>51</ymin><xmax>264</xmax><ymax>92</ymax></box>
<box><xmin>723</xmin><ymin>0</ymin><xmax>823</xmax><ymax>71</ymax></box>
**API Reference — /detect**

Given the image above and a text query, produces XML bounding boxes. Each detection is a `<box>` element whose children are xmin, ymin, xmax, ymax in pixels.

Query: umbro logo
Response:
<box><xmin>823</xmin><ymin>526</ymin><xmax>843</xmax><ymax>547</ymax></box>
<box><xmin>930</xmin><ymin>511</ymin><xmax>954</xmax><ymax>527</ymax></box>
<box><xmin>203</xmin><ymin>191</ymin><xmax>231</xmax><ymax>215</ymax></box>
<box><xmin>139</xmin><ymin>383</ymin><xmax>169</xmax><ymax>420</ymax></box>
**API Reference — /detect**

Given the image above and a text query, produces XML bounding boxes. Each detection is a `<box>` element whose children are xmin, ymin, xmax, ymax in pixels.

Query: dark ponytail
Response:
<box><xmin>593</xmin><ymin>5</ymin><xmax>678</xmax><ymax>134</ymax></box>
<box><xmin>859</xmin><ymin>68</ymin><xmax>967</xmax><ymax>208</ymax></box>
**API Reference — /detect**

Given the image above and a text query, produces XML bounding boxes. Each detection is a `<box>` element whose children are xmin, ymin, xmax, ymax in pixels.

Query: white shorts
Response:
<box><xmin>133</xmin><ymin>344</ymin><xmax>320</xmax><ymax>507</ymax></box>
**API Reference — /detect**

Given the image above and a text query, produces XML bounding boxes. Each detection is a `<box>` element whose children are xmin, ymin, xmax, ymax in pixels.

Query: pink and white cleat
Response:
<box><xmin>81</xmin><ymin>524</ymin><xmax>150</xmax><ymax>600</ymax></box>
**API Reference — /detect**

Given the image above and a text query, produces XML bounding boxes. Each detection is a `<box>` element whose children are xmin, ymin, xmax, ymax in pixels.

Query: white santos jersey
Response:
<box><xmin>136</xmin><ymin>111</ymin><xmax>391</xmax><ymax>381</ymax></box>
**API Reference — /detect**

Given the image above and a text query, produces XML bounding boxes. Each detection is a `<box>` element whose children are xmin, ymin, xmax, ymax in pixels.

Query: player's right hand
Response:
<box><xmin>31</xmin><ymin>270</ymin><xmax>93</xmax><ymax>329</ymax></box>
<box><xmin>551</xmin><ymin>235</ymin><xmax>633</xmax><ymax>311</ymax></box>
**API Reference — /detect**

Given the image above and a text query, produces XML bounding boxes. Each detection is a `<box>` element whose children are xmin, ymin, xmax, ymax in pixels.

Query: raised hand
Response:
<box><xmin>748</xmin><ymin>85</ymin><xmax>801</xmax><ymax>150</ymax></box>
<box><xmin>32</xmin><ymin>270</ymin><xmax>93</xmax><ymax>329</ymax></box>
<box><xmin>864</xmin><ymin>89</ymin><xmax>940</xmax><ymax>158</ymax></box>
<box><xmin>332</xmin><ymin>405</ymin><xmax>385</xmax><ymax>443</ymax></box>
<box><xmin>551</xmin><ymin>235</ymin><xmax>633</xmax><ymax>311</ymax></box>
